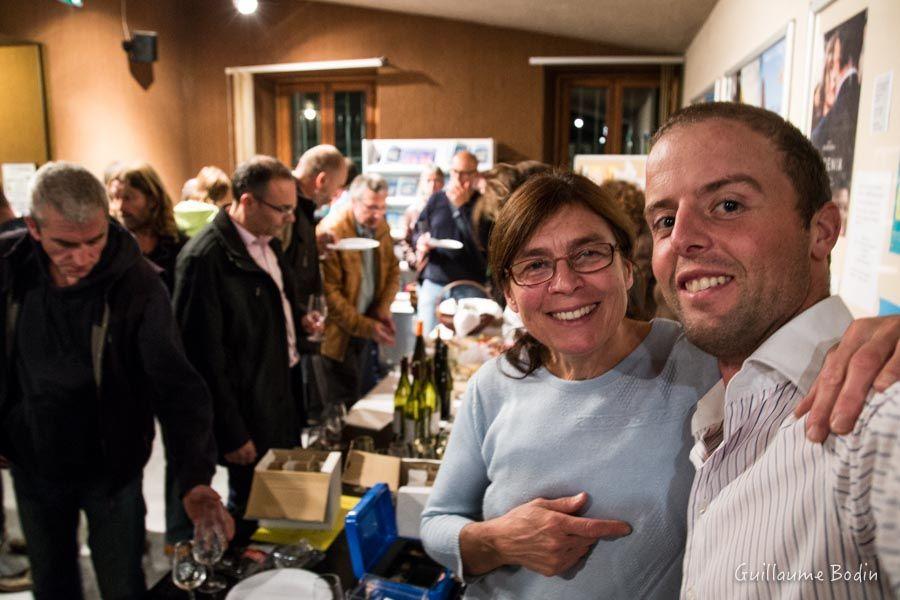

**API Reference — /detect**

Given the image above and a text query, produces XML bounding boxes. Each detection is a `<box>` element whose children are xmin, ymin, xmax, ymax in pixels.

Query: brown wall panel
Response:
<box><xmin>1</xmin><ymin>0</ymin><xmax>192</xmax><ymax>199</ymax></box>
<box><xmin>2</xmin><ymin>0</ymin><xmax>633</xmax><ymax>195</ymax></box>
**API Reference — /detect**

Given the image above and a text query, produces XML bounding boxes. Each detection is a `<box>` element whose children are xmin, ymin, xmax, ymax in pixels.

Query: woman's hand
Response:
<box><xmin>460</xmin><ymin>492</ymin><xmax>631</xmax><ymax>577</ymax></box>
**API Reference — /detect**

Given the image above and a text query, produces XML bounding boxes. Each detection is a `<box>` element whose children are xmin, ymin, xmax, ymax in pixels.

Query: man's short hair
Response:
<box><xmin>295</xmin><ymin>145</ymin><xmax>346</xmax><ymax>179</ymax></box>
<box><xmin>30</xmin><ymin>161</ymin><xmax>108</xmax><ymax>225</ymax></box>
<box><xmin>349</xmin><ymin>173</ymin><xmax>388</xmax><ymax>201</ymax></box>
<box><xmin>650</xmin><ymin>102</ymin><xmax>831</xmax><ymax>226</ymax></box>
<box><xmin>454</xmin><ymin>150</ymin><xmax>478</xmax><ymax>167</ymax></box>
<box><xmin>231</xmin><ymin>155</ymin><xmax>293</xmax><ymax>204</ymax></box>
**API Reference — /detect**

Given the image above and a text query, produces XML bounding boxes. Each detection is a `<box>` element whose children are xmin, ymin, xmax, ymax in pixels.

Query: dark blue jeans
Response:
<box><xmin>11</xmin><ymin>467</ymin><xmax>146</xmax><ymax>600</ymax></box>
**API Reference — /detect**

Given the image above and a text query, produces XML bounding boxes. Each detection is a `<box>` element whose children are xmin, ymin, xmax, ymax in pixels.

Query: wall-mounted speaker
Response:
<box><xmin>122</xmin><ymin>31</ymin><xmax>157</xmax><ymax>63</ymax></box>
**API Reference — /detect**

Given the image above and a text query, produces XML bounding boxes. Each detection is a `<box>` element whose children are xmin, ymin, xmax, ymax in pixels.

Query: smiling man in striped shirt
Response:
<box><xmin>645</xmin><ymin>102</ymin><xmax>900</xmax><ymax>598</ymax></box>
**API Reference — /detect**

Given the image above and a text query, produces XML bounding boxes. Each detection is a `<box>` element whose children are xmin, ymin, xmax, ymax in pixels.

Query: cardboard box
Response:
<box><xmin>397</xmin><ymin>486</ymin><xmax>432</xmax><ymax>539</ymax></box>
<box><xmin>343</xmin><ymin>452</ymin><xmax>441</xmax><ymax>540</ymax></box>
<box><xmin>245</xmin><ymin>448</ymin><xmax>342</xmax><ymax>530</ymax></box>
<box><xmin>342</xmin><ymin>451</ymin><xmax>440</xmax><ymax>492</ymax></box>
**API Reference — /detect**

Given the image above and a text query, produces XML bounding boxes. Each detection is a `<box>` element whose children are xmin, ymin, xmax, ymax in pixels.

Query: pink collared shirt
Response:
<box><xmin>231</xmin><ymin>217</ymin><xmax>300</xmax><ymax>368</ymax></box>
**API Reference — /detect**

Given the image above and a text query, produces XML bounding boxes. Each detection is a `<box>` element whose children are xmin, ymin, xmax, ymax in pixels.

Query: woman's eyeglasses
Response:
<box><xmin>508</xmin><ymin>242</ymin><xmax>619</xmax><ymax>286</ymax></box>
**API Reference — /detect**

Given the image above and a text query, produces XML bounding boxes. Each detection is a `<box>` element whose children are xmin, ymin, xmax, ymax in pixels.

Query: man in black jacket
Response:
<box><xmin>0</xmin><ymin>162</ymin><xmax>230</xmax><ymax>599</ymax></box>
<box><xmin>174</xmin><ymin>155</ymin><xmax>320</xmax><ymax>544</ymax></box>
<box><xmin>285</xmin><ymin>144</ymin><xmax>349</xmax><ymax>420</ymax></box>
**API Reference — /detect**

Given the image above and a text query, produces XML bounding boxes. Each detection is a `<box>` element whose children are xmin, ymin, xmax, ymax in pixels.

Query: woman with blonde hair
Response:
<box><xmin>174</xmin><ymin>166</ymin><xmax>231</xmax><ymax>237</ymax></box>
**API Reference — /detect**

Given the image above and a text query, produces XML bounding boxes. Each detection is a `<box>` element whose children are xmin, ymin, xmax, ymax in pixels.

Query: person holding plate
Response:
<box><xmin>318</xmin><ymin>174</ymin><xmax>400</xmax><ymax>407</ymax></box>
<box><xmin>413</xmin><ymin>150</ymin><xmax>490</xmax><ymax>334</ymax></box>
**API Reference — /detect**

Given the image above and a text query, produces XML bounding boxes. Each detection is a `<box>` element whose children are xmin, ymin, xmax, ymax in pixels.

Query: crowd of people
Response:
<box><xmin>0</xmin><ymin>102</ymin><xmax>897</xmax><ymax>598</ymax></box>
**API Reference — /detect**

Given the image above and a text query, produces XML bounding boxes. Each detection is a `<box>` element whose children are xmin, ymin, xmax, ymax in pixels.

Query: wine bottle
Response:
<box><xmin>412</xmin><ymin>319</ymin><xmax>426</xmax><ymax>367</ymax></box>
<box><xmin>393</xmin><ymin>357</ymin><xmax>411</xmax><ymax>440</ymax></box>
<box><xmin>425</xmin><ymin>359</ymin><xmax>441</xmax><ymax>435</ymax></box>
<box><xmin>404</xmin><ymin>361</ymin><xmax>422</xmax><ymax>446</ymax></box>
<box><xmin>434</xmin><ymin>339</ymin><xmax>449</xmax><ymax>420</ymax></box>
<box><xmin>440</xmin><ymin>345</ymin><xmax>453</xmax><ymax>421</ymax></box>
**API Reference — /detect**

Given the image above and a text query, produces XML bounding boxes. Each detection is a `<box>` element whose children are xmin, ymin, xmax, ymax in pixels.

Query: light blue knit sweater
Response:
<box><xmin>420</xmin><ymin>319</ymin><xmax>720</xmax><ymax>599</ymax></box>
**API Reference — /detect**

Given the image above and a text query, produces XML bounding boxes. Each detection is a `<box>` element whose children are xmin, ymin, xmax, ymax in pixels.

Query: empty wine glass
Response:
<box><xmin>307</xmin><ymin>294</ymin><xmax>328</xmax><ymax>342</ymax></box>
<box><xmin>192</xmin><ymin>519</ymin><xmax>226</xmax><ymax>593</ymax></box>
<box><xmin>322</xmin><ymin>402</ymin><xmax>347</xmax><ymax>449</ymax></box>
<box><xmin>348</xmin><ymin>435</ymin><xmax>375</xmax><ymax>457</ymax></box>
<box><xmin>172</xmin><ymin>540</ymin><xmax>206</xmax><ymax>599</ymax></box>
<box><xmin>387</xmin><ymin>440</ymin><xmax>411</xmax><ymax>458</ymax></box>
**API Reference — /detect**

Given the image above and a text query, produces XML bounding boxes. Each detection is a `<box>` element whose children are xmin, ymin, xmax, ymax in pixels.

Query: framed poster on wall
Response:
<box><xmin>805</xmin><ymin>4</ymin><xmax>868</xmax><ymax>236</ymax></box>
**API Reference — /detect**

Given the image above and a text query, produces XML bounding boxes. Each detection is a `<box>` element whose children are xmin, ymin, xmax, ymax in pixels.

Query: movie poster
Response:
<box><xmin>809</xmin><ymin>9</ymin><xmax>867</xmax><ymax>236</ymax></box>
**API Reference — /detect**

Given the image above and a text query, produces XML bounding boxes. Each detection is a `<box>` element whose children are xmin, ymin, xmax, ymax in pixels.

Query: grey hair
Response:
<box><xmin>349</xmin><ymin>173</ymin><xmax>388</xmax><ymax>201</ymax></box>
<box><xmin>30</xmin><ymin>161</ymin><xmax>109</xmax><ymax>225</ymax></box>
<box><xmin>296</xmin><ymin>144</ymin><xmax>346</xmax><ymax>179</ymax></box>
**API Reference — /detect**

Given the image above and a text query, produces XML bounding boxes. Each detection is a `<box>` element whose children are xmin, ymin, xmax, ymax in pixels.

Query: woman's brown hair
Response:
<box><xmin>488</xmin><ymin>169</ymin><xmax>636</xmax><ymax>376</ymax></box>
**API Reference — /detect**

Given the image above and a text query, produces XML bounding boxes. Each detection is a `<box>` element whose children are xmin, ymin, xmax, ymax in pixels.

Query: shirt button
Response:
<box><xmin>686</xmin><ymin>588</ymin><xmax>696</xmax><ymax>600</ymax></box>
<box><xmin>698</xmin><ymin>504</ymin><xmax>707</xmax><ymax>515</ymax></box>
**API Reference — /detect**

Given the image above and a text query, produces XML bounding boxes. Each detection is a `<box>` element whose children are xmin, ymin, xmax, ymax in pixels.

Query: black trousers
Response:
<box><xmin>226</xmin><ymin>363</ymin><xmax>305</xmax><ymax>545</ymax></box>
<box><xmin>321</xmin><ymin>337</ymin><xmax>379</xmax><ymax>409</ymax></box>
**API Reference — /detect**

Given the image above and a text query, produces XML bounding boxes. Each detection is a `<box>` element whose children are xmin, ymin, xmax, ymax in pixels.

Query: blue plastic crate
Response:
<box><xmin>345</xmin><ymin>483</ymin><xmax>455</xmax><ymax>600</ymax></box>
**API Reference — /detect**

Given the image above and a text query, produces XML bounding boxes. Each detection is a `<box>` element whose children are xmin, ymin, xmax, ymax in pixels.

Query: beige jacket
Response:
<box><xmin>318</xmin><ymin>207</ymin><xmax>400</xmax><ymax>362</ymax></box>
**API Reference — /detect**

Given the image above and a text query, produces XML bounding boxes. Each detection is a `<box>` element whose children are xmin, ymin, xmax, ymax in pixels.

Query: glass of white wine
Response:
<box><xmin>172</xmin><ymin>540</ymin><xmax>206</xmax><ymax>599</ymax></box>
<box><xmin>306</xmin><ymin>294</ymin><xmax>328</xmax><ymax>342</ymax></box>
<box><xmin>192</xmin><ymin>519</ymin><xmax>227</xmax><ymax>593</ymax></box>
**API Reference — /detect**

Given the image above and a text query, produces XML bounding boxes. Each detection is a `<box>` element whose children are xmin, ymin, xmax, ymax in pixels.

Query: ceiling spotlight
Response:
<box><xmin>573</xmin><ymin>117</ymin><xmax>584</xmax><ymax>129</ymax></box>
<box><xmin>234</xmin><ymin>0</ymin><xmax>258</xmax><ymax>15</ymax></box>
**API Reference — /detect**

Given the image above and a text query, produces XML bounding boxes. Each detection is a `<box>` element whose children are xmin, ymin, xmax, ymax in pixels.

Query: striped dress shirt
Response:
<box><xmin>681</xmin><ymin>296</ymin><xmax>900</xmax><ymax>599</ymax></box>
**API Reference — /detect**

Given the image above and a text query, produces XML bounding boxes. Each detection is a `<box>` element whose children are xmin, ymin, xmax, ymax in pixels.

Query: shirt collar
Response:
<box><xmin>741</xmin><ymin>295</ymin><xmax>852</xmax><ymax>396</ymax></box>
<box><xmin>691</xmin><ymin>379</ymin><xmax>725</xmax><ymax>441</ymax></box>
<box><xmin>690</xmin><ymin>295</ymin><xmax>852</xmax><ymax>441</ymax></box>
<box><xmin>355</xmin><ymin>220</ymin><xmax>375</xmax><ymax>239</ymax></box>
<box><xmin>230</xmin><ymin>215</ymin><xmax>272</xmax><ymax>248</ymax></box>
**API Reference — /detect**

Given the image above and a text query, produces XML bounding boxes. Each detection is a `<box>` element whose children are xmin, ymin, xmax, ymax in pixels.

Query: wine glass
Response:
<box><xmin>306</xmin><ymin>294</ymin><xmax>328</xmax><ymax>342</ymax></box>
<box><xmin>172</xmin><ymin>540</ymin><xmax>206</xmax><ymax>599</ymax></box>
<box><xmin>321</xmin><ymin>402</ymin><xmax>347</xmax><ymax>449</ymax></box>
<box><xmin>192</xmin><ymin>519</ymin><xmax>227</xmax><ymax>593</ymax></box>
<box><xmin>313</xmin><ymin>573</ymin><xmax>344</xmax><ymax>599</ymax></box>
<box><xmin>387</xmin><ymin>440</ymin><xmax>410</xmax><ymax>458</ymax></box>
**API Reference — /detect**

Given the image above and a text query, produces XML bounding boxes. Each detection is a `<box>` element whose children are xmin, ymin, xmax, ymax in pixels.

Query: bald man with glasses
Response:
<box><xmin>413</xmin><ymin>151</ymin><xmax>490</xmax><ymax>333</ymax></box>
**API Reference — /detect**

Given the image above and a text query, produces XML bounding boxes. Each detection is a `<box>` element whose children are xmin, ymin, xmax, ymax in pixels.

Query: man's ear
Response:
<box><xmin>239</xmin><ymin>192</ymin><xmax>255</xmax><ymax>208</ymax></box>
<box><xmin>809</xmin><ymin>201</ymin><xmax>841</xmax><ymax>262</ymax></box>
<box><xmin>24</xmin><ymin>216</ymin><xmax>40</xmax><ymax>241</ymax></box>
<box><xmin>315</xmin><ymin>171</ymin><xmax>329</xmax><ymax>192</ymax></box>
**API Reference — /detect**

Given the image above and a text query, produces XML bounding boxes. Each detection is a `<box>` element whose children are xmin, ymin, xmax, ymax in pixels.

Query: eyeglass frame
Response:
<box><xmin>255</xmin><ymin>195</ymin><xmax>296</xmax><ymax>216</ymax></box>
<box><xmin>507</xmin><ymin>242</ymin><xmax>621</xmax><ymax>287</ymax></box>
<box><xmin>449</xmin><ymin>168</ymin><xmax>479</xmax><ymax>180</ymax></box>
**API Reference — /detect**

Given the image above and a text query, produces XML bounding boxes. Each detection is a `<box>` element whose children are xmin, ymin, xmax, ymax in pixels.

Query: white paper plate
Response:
<box><xmin>225</xmin><ymin>569</ymin><xmax>329</xmax><ymax>600</ymax></box>
<box><xmin>428</xmin><ymin>239</ymin><xmax>462</xmax><ymax>250</ymax></box>
<box><xmin>328</xmin><ymin>237</ymin><xmax>380</xmax><ymax>251</ymax></box>
<box><xmin>428</xmin><ymin>238</ymin><xmax>464</xmax><ymax>250</ymax></box>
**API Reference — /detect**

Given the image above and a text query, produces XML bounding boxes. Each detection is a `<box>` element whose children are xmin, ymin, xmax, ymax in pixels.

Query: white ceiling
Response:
<box><xmin>312</xmin><ymin>0</ymin><xmax>720</xmax><ymax>53</ymax></box>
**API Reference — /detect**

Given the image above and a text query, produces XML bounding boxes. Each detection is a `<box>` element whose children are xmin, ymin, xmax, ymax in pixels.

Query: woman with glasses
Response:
<box><xmin>420</xmin><ymin>170</ymin><xmax>720</xmax><ymax>598</ymax></box>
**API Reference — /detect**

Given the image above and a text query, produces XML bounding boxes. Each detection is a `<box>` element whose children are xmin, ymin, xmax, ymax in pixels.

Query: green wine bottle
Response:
<box><xmin>393</xmin><ymin>357</ymin><xmax>411</xmax><ymax>440</ymax></box>
<box><xmin>404</xmin><ymin>361</ymin><xmax>422</xmax><ymax>446</ymax></box>
<box><xmin>424</xmin><ymin>358</ymin><xmax>440</xmax><ymax>435</ymax></box>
